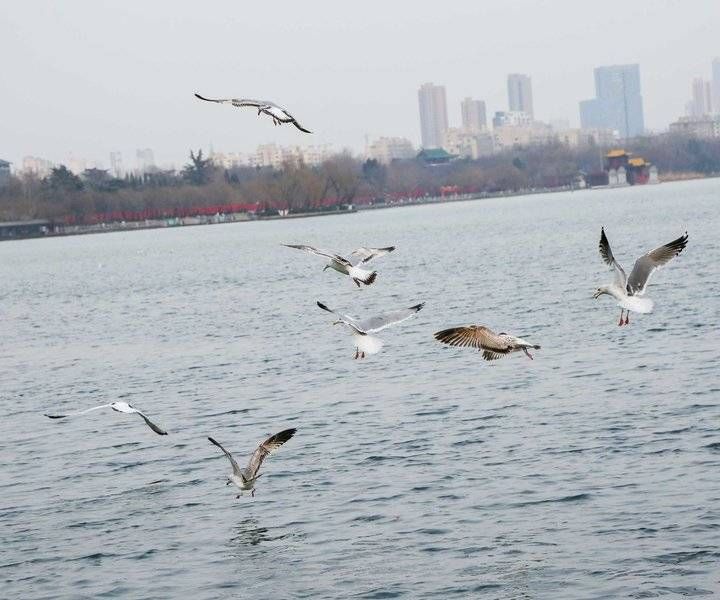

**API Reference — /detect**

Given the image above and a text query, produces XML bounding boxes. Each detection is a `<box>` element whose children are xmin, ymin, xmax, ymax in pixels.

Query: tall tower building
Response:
<box><xmin>136</xmin><ymin>148</ymin><xmax>156</xmax><ymax>173</ymax></box>
<box><xmin>690</xmin><ymin>78</ymin><xmax>713</xmax><ymax>117</ymax></box>
<box><xmin>712</xmin><ymin>57</ymin><xmax>720</xmax><ymax>114</ymax></box>
<box><xmin>507</xmin><ymin>74</ymin><xmax>534</xmax><ymax>118</ymax></box>
<box><xmin>579</xmin><ymin>64</ymin><xmax>644</xmax><ymax>138</ymax></box>
<box><xmin>109</xmin><ymin>151</ymin><xmax>123</xmax><ymax>178</ymax></box>
<box><xmin>461</xmin><ymin>98</ymin><xmax>487</xmax><ymax>132</ymax></box>
<box><xmin>418</xmin><ymin>83</ymin><xmax>449</xmax><ymax>148</ymax></box>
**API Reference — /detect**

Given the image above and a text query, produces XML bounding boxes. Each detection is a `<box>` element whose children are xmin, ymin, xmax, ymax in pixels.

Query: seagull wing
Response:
<box><xmin>349</xmin><ymin>246</ymin><xmax>396</xmax><ymax>266</ymax></box>
<box><xmin>434</xmin><ymin>325</ymin><xmax>514</xmax><ymax>355</ymax></box>
<box><xmin>208</xmin><ymin>437</ymin><xmax>244</xmax><ymax>478</ymax></box>
<box><xmin>245</xmin><ymin>428</ymin><xmax>296</xmax><ymax>480</ymax></box>
<box><xmin>282</xmin><ymin>244</ymin><xmax>351</xmax><ymax>266</ymax></box>
<box><xmin>45</xmin><ymin>404</ymin><xmax>112</xmax><ymax>419</ymax></box>
<box><xmin>599</xmin><ymin>227</ymin><xmax>627</xmax><ymax>288</ymax></box>
<box><xmin>358</xmin><ymin>302</ymin><xmax>425</xmax><ymax>333</ymax></box>
<box><xmin>131</xmin><ymin>408</ymin><xmax>168</xmax><ymax>436</ymax></box>
<box><xmin>194</xmin><ymin>93</ymin><xmax>264</xmax><ymax>109</ymax></box>
<box><xmin>626</xmin><ymin>232</ymin><xmax>688</xmax><ymax>296</ymax></box>
<box><xmin>316</xmin><ymin>301</ymin><xmax>363</xmax><ymax>333</ymax></box>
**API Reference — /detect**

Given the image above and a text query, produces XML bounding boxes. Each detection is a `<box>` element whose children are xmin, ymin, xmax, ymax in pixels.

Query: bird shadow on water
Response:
<box><xmin>226</xmin><ymin>517</ymin><xmax>291</xmax><ymax>553</ymax></box>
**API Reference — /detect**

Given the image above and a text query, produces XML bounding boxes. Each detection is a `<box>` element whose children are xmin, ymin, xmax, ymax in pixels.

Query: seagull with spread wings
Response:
<box><xmin>283</xmin><ymin>244</ymin><xmax>395</xmax><ymax>287</ymax></box>
<box><xmin>194</xmin><ymin>93</ymin><xmax>312</xmax><ymax>133</ymax></box>
<box><xmin>317</xmin><ymin>300</ymin><xmax>424</xmax><ymax>359</ymax></box>
<box><xmin>45</xmin><ymin>401</ymin><xmax>167</xmax><ymax>435</ymax></box>
<box><xmin>208</xmin><ymin>429</ymin><xmax>296</xmax><ymax>498</ymax></box>
<box><xmin>434</xmin><ymin>326</ymin><xmax>541</xmax><ymax>361</ymax></box>
<box><xmin>594</xmin><ymin>227</ymin><xmax>688</xmax><ymax>325</ymax></box>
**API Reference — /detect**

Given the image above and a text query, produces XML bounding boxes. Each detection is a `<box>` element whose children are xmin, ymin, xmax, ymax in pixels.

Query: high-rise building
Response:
<box><xmin>136</xmin><ymin>148</ymin><xmax>156</xmax><ymax>173</ymax></box>
<box><xmin>418</xmin><ymin>83</ymin><xmax>449</xmax><ymax>148</ymax></box>
<box><xmin>109</xmin><ymin>151</ymin><xmax>123</xmax><ymax>178</ymax></box>
<box><xmin>507</xmin><ymin>74</ymin><xmax>534</xmax><ymax>119</ymax></box>
<box><xmin>579</xmin><ymin>64</ymin><xmax>644</xmax><ymax>138</ymax></box>
<box><xmin>712</xmin><ymin>58</ymin><xmax>720</xmax><ymax>114</ymax></box>
<box><xmin>460</xmin><ymin>98</ymin><xmax>487</xmax><ymax>132</ymax></box>
<box><xmin>689</xmin><ymin>78</ymin><xmax>713</xmax><ymax>117</ymax></box>
<box><xmin>367</xmin><ymin>137</ymin><xmax>415</xmax><ymax>164</ymax></box>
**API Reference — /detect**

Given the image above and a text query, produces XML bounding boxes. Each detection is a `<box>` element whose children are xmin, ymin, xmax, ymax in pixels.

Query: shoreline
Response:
<box><xmin>1</xmin><ymin>174</ymin><xmax>716</xmax><ymax>242</ymax></box>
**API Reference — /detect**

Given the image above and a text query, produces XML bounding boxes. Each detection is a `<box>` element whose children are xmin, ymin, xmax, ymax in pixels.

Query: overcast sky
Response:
<box><xmin>1</xmin><ymin>0</ymin><xmax>718</xmax><ymax>170</ymax></box>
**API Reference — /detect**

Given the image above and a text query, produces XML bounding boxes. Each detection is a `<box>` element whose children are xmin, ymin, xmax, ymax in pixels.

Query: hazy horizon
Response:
<box><xmin>1</xmin><ymin>0</ymin><xmax>719</xmax><ymax>170</ymax></box>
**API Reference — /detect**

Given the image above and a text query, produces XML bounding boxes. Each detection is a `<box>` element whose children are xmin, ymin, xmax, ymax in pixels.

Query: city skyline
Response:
<box><xmin>1</xmin><ymin>1</ymin><xmax>719</xmax><ymax>168</ymax></box>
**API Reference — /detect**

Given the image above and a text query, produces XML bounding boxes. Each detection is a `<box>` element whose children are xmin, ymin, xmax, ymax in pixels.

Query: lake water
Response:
<box><xmin>1</xmin><ymin>178</ymin><xmax>719</xmax><ymax>599</ymax></box>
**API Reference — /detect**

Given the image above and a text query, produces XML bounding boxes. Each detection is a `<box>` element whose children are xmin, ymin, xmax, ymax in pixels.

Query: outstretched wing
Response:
<box><xmin>316</xmin><ymin>301</ymin><xmax>363</xmax><ymax>333</ymax></box>
<box><xmin>358</xmin><ymin>303</ymin><xmax>425</xmax><ymax>333</ymax></box>
<box><xmin>133</xmin><ymin>410</ymin><xmax>168</xmax><ymax>436</ymax></box>
<box><xmin>208</xmin><ymin>437</ymin><xmax>243</xmax><ymax>478</ymax></box>
<box><xmin>45</xmin><ymin>404</ymin><xmax>112</xmax><ymax>419</ymax></box>
<box><xmin>194</xmin><ymin>93</ymin><xmax>265</xmax><ymax>109</ymax></box>
<box><xmin>626</xmin><ymin>232</ymin><xmax>688</xmax><ymax>296</ymax></box>
<box><xmin>599</xmin><ymin>227</ymin><xmax>627</xmax><ymax>288</ymax></box>
<box><xmin>434</xmin><ymin>325</ymin><xmax>513</xmax><ymax>356</ymax></box>
<box><xmin>282</xmin><ymin>244</ymin><xmax>351</xmax><ymax>266</ymax></box>
<box><xmin>246</xmin><ymin>428</ymin><xmax>296</xmax><ymax>480</ymax></box>
<box><xmin>291</xmin><ymin>119</ymin><xmax>312</xmax><ymax>134</ymax></box>
<box><xmin>349</xmin><ymin>246</ymin><xmax>396</xmax><ymax>266</ymax></box>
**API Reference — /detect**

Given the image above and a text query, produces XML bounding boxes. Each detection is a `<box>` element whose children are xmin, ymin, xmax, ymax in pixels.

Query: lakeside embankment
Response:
<box><xmin>1</xmin><ymin>173</ymin><xmax>716</xmax><ymax>242</ymax></box>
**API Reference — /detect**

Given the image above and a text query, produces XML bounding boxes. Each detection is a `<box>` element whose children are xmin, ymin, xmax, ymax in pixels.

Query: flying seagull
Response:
<box><xmin>594</xmin><ymin>227</ymin><xmax>688</xmax><ymax>325</ymax></box>
<box><xmin>208</xmin><ymin>429</ymin><xmax>296</xmax><ymax>498</ymax></box>
<box><xmin>283</xmin><ymin>244</ymin><xmax>395</xmax><ymax>287</ymax></box>
<box><xmin>317</xmin><ymin>300</ymin><xmax>424</xmax><ymax>359</ymax></box>
<box><xmin>194</xmin><ymin>93</ymin><xmax>312</xmax><ymax>133</ymax></box>
<box><xmin>434</xmin><ymin>325</ymin><xmax>541</xmax><ymax>361</ymax></box>
<box><xmin>45</xmin><ymin>401</ymin><xmax>167</xmax><ymax>435</ymax></box>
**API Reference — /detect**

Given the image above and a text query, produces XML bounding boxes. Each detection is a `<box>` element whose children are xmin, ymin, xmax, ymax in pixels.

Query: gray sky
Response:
<box><xmin>1</xmin><ymin>0</ymin><xmax>718</xmax><ymax>170</ymax></box>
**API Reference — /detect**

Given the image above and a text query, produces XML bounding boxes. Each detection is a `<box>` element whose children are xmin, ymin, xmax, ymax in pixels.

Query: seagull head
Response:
<box><xmin>332</xmin><ymin>320</ymin><xmax>342</xmax><ymax>326</ymax></box>
<box><xmin>593</xmin><ymin>286</ymin><xmax>608</xmax><ymax>299</ymax></box>
<box><xmin>322</xmin><ymin>265</ymin><xmax>330</xmax><ymax>271</ymax></box>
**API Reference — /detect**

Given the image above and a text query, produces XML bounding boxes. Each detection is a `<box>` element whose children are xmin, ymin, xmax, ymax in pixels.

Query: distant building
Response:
<box><xmin>507</xmin><ymin>74</ymin><xmax>534</xmax><ymax>119</ymax></box>
<box><xmin>367</xmin><ymin>137</ymin><xmax>415</xmax><ymax>164</ymax></box>
<box><xmin>460</xmin><ymin>98</ymin><xmax>487</xmax><ymax>132</ymax></box>
<box><xmin>579</xmin><ymin>64</ymin><xmax>645</xmax><ymax>138</ymax></box>
<box><xmin>21</xmin><ymin>156</ymin><xmax>54</xmax><ymax>177</ymax></box>
<box><xmin>669</xmin><ymin>115</ymin><xmax>720</xmax><ymax>138</ymax></box>
<box><xmin>605</xmin><ymin>149</ymin><xmax>652</xmax><ymax>185</ymax></box>
<box><xmin>492</xmin><ymin>111</ymin><xmax>532</xmax><ymax>128</ymax></box>
<box><xmin>418</xmin><ymin>83</ymin><xmax>449</xmax><ymax>148</ymax></box>
<box><xmin>713</xmin><ymin>58</ymin><xmax>720</xmax><ymax>114</ymax></box>
<box><xmin>549</xmin><ymin>118</ymin><xmax>570</xmax><ymax>132</ymax></box>
<box><xmin>416</xmin><ymin>148</ymin><xmax>456</xmax><ymax>165</ymax></box>
<box><xmin>67</xmin><ymin>157</ymin><xmax>87</xmax><ymax>175</ymax></box>
<box><xmin>0</xmin><ymin>159</ymin><xmax>10</xmax><ymax>187</ymax></box>
<box><xmin>136</xmin><ymin>148</ymin><xmax>156</xmax><ymax>173</ymax></box>
<box><xmin>556</xmin><ymin>128</ymin><xmax>618</xmax><ymax>147</ymax></box>
<box><xmin>689</xmin><ymin>77</ymin><xmax>713</xmax><ymax>117</ymax></box>
<box><xmin>442</xmin><ymin>128</ymin><xmax>494</xmax><ymax>159</ymax></box>
<box><xmin>109</xmin><ymin>151</ymin><xmax>123</xmax><ymax>178</ymax></box>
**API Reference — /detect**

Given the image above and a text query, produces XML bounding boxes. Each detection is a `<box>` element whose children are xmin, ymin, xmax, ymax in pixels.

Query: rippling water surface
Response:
<box><xmin>2</xmin><ymin>179</ymin><xmax>719</xmax><ymax>599</ymax></box>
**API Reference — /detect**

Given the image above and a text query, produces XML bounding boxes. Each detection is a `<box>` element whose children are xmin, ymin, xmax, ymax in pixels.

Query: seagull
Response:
<box><xmin>283</xmin><ymin>244</ymin><xmax>394</xmax><ymax>287</ymax></box>
<box><xmin>594</xmin><ymin>227</ymin><xmax>689</xmax><ymax>326</ymax></box>
<box><xmin>194</xmin><ymin>93</ymin><xmax>312</xmax><ymax>133</ymax></box>
<box><xmin>434</xmin><ymin>325</ymin><xmax>541</xmax><ymax>361</ymax></box>
<box><xmin>317</xmin><ymin>300</ymin><xmax>424</xmax><ymax>359</ymax></box>
<box><xmin>208</xmin><ymin>429</ymin><xmax>296</xmax><ymax>498</ymax></box>
<box><xmin>45</xmin><ymin>401</ymin><xmax>168</xmax><ymax>435</ymax></box>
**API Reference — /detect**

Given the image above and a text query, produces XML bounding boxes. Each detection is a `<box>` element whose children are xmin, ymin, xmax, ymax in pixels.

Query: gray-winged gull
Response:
<box><xmin>45</xmin><ymin>401</ymin><xmax>168</xmax><ymax>435</ymax></box>
<box><xmin>317</xmin><ymin>300</ymin><xmax>424</xmax><ymax>359</ymax></box>
<box><xmin>194</xmin><ymin>93</ymin><xmax>311</xmax><ymax>133</ymax></box>
<box><xmin>594</xmin><ymin>227</ymin><xmax>688</xmax><ymax>325</ymax></box>
<box><xmin>208</xmin><ymin>429</ymin><xmax>296</xmax><ymax>498</ymax></box>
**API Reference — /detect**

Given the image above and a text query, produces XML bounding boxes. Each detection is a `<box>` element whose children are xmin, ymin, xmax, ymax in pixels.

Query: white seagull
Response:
<box><xmin>194</xmin><ymin>93</ymin><xmax>312</xmax><ymax>133</ymax></box>
<box><xmin>208</xmin><ymin>429</ymin><xmax>296</xmax><ymax>498</ymax></box>
<box><xmin>283</xmin><ymin>244</ymin><xmax>395</xmax><ymax>287</ymax></box>
<box><xmin>434</xmin><ymin>325</ymin><xmax>541</xmax><ymax>361</ymax></box>
<box><xmin>594</xmin><ymin>227</ymin><xmax>689</xmax><ymax>325</ymax></box>
<box><xmin>45</xmin><ymin>401</ymin><xmax>168</xmax><ymax>435</ymax></box>
<box><xmin>317</xmin><ymin>300</ymin><xmax>424</xmax><ymax>359</ymax></box>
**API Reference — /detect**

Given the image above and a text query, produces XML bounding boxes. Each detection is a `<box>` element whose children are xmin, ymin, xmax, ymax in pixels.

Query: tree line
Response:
<box><xmin>1</xmin><ymin>134</ymin><xmax>719</xmax><ymax>223</ymax></box>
